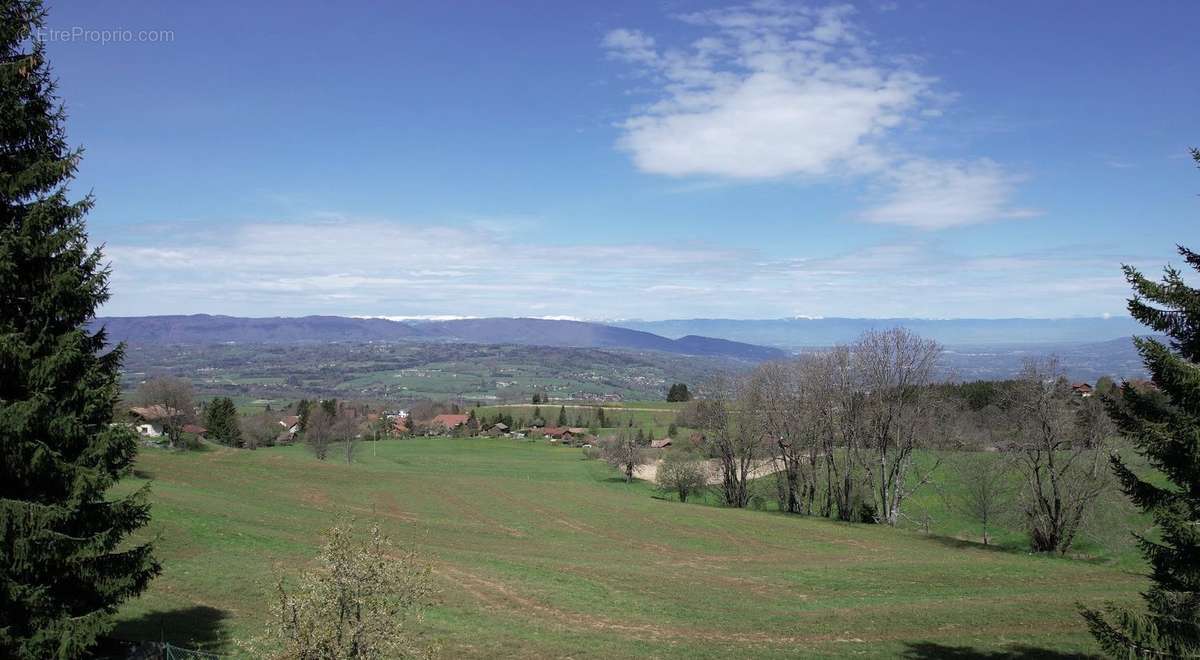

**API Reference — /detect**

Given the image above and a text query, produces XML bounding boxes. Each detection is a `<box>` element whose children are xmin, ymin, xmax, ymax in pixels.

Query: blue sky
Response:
<box><xmin>41</xmin><ymin>1</ymin><xmax>1199</xmax><ymax>320</ymax></box>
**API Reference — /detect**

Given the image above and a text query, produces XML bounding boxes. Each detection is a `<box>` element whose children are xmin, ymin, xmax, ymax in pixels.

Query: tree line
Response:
<box><xmin>640</xmin><ymin>327</ymin><xmax>1126</xmax><ymax>558</ymax></box>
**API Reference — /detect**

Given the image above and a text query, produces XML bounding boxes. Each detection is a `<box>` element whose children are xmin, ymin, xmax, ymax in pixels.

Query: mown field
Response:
<box><xmin>112</xmin><ymin>437</ymin><xmax>1145</xmax><ymax>658</ymax></box>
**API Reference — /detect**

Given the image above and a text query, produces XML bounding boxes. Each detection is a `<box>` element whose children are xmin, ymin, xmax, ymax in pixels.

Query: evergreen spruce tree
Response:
<box><xmin>204</xmin><ymin>397</ymin><xmax>242</xmax><ymax>447</ymax></box>
<box><xmin>1083</xmin><ymin>156</ymin><xmax>1200</xmax><ymax>656</ymax></box>
<box><xmin>296</xmin><ymin>398</ymin><xmax>311</xmax><ymax>432</ymax></box>
<box><xmin>557</xmin><ymin>405</ymin><xmax>568</xmax><ymax>427</ymax></box>
<box><xmin>0</xmin><ymin>3</ymin><xmax>159</xmax><ymax>656</ymax></box>
<box><xmin>666</xmin><ymin>383</ymin><xmax>691</xmax><ymax>402</ymax></box>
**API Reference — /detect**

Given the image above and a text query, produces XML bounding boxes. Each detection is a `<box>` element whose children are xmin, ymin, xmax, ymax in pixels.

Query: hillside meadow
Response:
<box><xmin>111</xmin><ymin>437</ymin><xmax>1146</xmax><ymax>658</ymax></box>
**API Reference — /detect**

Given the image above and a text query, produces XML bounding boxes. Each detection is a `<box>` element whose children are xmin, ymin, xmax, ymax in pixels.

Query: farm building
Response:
<box><xmin>430</xmin><ymin>414</ymin><xmax>471</xmax><ymax>432</ymax></box>
<box><xmin>129</xmin><ymin>404</ymin><xmax>181</xmax><ymax>437</ymax></box>
<box><xmin>651</xmin><ymin>437</ymin><xmax>672</xmax><ymax>449</ymax></box>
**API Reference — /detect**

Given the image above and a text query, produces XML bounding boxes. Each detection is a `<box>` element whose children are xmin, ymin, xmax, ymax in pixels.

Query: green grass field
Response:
<box><xmin>112</xmin><ymin>438</ymin><xmax>1145</xmax><ymax>658</ymax></box>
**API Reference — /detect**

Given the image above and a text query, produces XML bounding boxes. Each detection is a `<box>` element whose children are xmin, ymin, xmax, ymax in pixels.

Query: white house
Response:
<box><xmin>135</xmin><ymin>422</ymin><xmax>163</xmax><ymax>437</ymax></box>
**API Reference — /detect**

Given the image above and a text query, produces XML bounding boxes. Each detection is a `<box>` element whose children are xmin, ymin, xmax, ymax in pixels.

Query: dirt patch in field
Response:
<box><xmin>366</xmin><ymin>491</ymin><xmax>419</xmax><ymax>524</ymax></box>
<box><xmin>299</xmin><ymin>488</ymin><xmax>329</xmax><ymax>508</ymax></box>
<box><xmin>633</xmin><ymin>458</ymin><xmax>781</xmax><ymax>485</ymax></box>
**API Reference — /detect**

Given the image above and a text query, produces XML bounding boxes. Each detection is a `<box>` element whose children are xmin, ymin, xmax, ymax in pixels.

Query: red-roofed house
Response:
<box><xmin>430</xmin><ymin>414</ymin><xmax>470</xmax><ymax>432</ymax></box>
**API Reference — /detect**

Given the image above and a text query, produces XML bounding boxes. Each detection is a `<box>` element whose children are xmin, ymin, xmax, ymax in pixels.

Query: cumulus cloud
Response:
<box><xmin>860</xmin><ymin>159</ymin><xmax>1041</xmax><ymax>229</ymax></box>
<box><xmin>603</xmin><ymin>2</ymin><xmax>932</xmax><ymax>179</ymax></box>
<box><xmin>603</xmin><ymin>2</ymin><xmax>1033</xmax><ymax>229</ymax></box>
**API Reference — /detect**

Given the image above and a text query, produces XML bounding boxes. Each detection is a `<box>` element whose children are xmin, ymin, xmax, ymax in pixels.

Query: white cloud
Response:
<box><xmin>604</xmin><ymin>2</ymin><xmax>932</xmax><ymax>179</ymax></box>
<box><xmin>97</xmin><ymin>217</ymin><xmax>1140</xmax><ymax>320</ymax></box>
<box><xmin>98</xmin><ymin>218</ymin><xmax>746</xmax><ymax>318</ymax></box>
<box><xmin>602</xmin><ymin>29</ymin><xmax>658</xmax><ymax>65</ymax></box>
<box><xmin>860</xmin><ymin>159</ymin><xmax>1040</xmax><ymax>229</ymax></box>
<box><xmin>604</xmin><ymin>2</ymin><xmax>1034</xmax><ymax>231</ymax></box>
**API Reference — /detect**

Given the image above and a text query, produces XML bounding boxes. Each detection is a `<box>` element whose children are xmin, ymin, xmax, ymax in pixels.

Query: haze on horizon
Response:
<box><xmin>47</xmin><ymin>1</ymin><xmax>1197</xmax><ymax>320</ymax></box>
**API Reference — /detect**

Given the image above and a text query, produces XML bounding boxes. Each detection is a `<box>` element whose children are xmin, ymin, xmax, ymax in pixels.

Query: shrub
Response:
<box><xmin>656</xmin><ymin>450</ymin><xmax>708</xmax><ymax>503</ymax></box>
<box><xmin>242</xmin><ymin>517</ymin><xmax>437</xmax><ymax>659</ymax></box>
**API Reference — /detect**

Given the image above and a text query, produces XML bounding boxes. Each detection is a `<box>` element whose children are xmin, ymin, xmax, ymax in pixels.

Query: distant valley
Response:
<box><xmin>99</xmin><ymin>315</ymin><xmax>1153</xmax><ymax>404</ymax></box>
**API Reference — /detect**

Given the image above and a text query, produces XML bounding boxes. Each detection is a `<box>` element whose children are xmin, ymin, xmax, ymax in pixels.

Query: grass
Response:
<box><xmin>111</xmin><ymin>438</ymin><xmax>1146</xmax><ymax>658</ymax></box>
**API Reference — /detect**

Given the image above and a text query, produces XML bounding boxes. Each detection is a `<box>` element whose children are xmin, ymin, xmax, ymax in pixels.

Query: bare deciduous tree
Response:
<box><xmin>1075</xmin><ymin>393</ymin><xmax>1115</xmax><ymax>449</ymax></box>
<box><xmin>810</xmin><ymin>347</ymin><xmax>866</xmax><ymax>521</ymax></box>
<box><xmin>656</xmin><ymin>449</ymin><xmax>709</xmax><ymax>502</ymax></box>
<box><xmin>305</xmin><ymin>406</ymin><xmax>334</xmax><ymax>460</ymax></box>
<box><xmin>946</xmin><ymin>452</ymin><xmax>1012</xmax><ymax>545</ymax></box>
<box><xmin>853</xmin><ymin>328</ymin><xmax>943</xmax><ymax>525</ymax></box>
<box><xmin>335</xmin><ymin>415</ymin><xmax>361</xmax><ymax>465</ymax></box>
<box><xmin>698</xmin><ymin>375</ymin><xmax>765</xmax><ymax>508</ymax></box>
<box><xmin>1004</xmin><ymin>358</ymin><xmax>1110</xmax><ymax>554</ymax></box>
<box><xmin>747</xmin><ymin>360</ymin><xmax>822</xmax><ymax>515</ymax></box>
<box><xmin>241</xmin><ymin>411</ymin><xmax>280</xmax><ymax>450</ymax></box>
<box><xmin>135</xmin><ymin>376</ymin><xmax>194</xmax><ymax>448</ymax></box>
<box><xmin>600</xmin><ymin>430</ymin><xmax>648</xmax><ymax>483</ymax></box>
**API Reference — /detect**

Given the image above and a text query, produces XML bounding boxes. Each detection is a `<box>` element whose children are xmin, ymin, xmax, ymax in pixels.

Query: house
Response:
<box><xmin>182</xmin><ymin>424</ymin><xmax>207</xmax><ymax>438</ymax></box>
<box><xmin>129</xmin><ymin>404</ymin><xmax>180</xmax><ymax>437</ymax></box>
<box><xmin>651</xmin><ymin>437</ymin><xmax>672</xmax><ymax>449</ymax></box>
<box><xmin>486</xmin><ymin>422</ymin><xmax>510</xmax><ymax>436</ymax></box>
<box><xmin>430</xmin><ymin>414</ymin><xmax>470</xmax><ymax>432</ymax></box>
<box><xmin>134</xmin><ymin>422</ymin><xmax>162</xmax><ymax>437</ymax></box>
<box><xmin>1071</xmin><ymin>383</ymin><xmax>1094</xmax><ymax>397</ymax></box>
<box><xmin>279</xmin><ymin>415</ymin><xmax>301</xmax><ymax>434</ymax></box>
<box><xmin>276</xmin><ymin>430</ymin><xmax>296</xmax><ymax>444</ymax></box>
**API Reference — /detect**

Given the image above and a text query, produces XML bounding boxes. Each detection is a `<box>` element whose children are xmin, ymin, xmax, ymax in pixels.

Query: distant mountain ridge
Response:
<box><xmin>612</xmin><ymin>316</ymin><xmax>1148</xmax><ymax>348</ymax></box>
<box><xmin>92</xmin><ymin>315</ymin><xmax>786</xmax><ymax>361</ymax></box>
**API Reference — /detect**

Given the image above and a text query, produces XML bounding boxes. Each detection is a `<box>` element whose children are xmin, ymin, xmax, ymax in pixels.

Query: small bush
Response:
<box><xmin>656</xmin><ymin>449</ymin><xmax>708</xmax><ymax>503</ymax></box>
<box><xmin>242</xmin><ymin>516</ymin><xmax>437</xmax><ymax>659</ymax></box>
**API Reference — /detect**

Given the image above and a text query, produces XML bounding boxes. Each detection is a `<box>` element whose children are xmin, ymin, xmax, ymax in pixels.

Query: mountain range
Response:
<box><xmin>612</xmin><ymin>316</ymin><xmax>1148</xmax><ymax>348</ymax></box>
<box><xmin>91</xmin><ymin>315</ymin><xmax>787</xmax><ymax>361</ymax></box>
